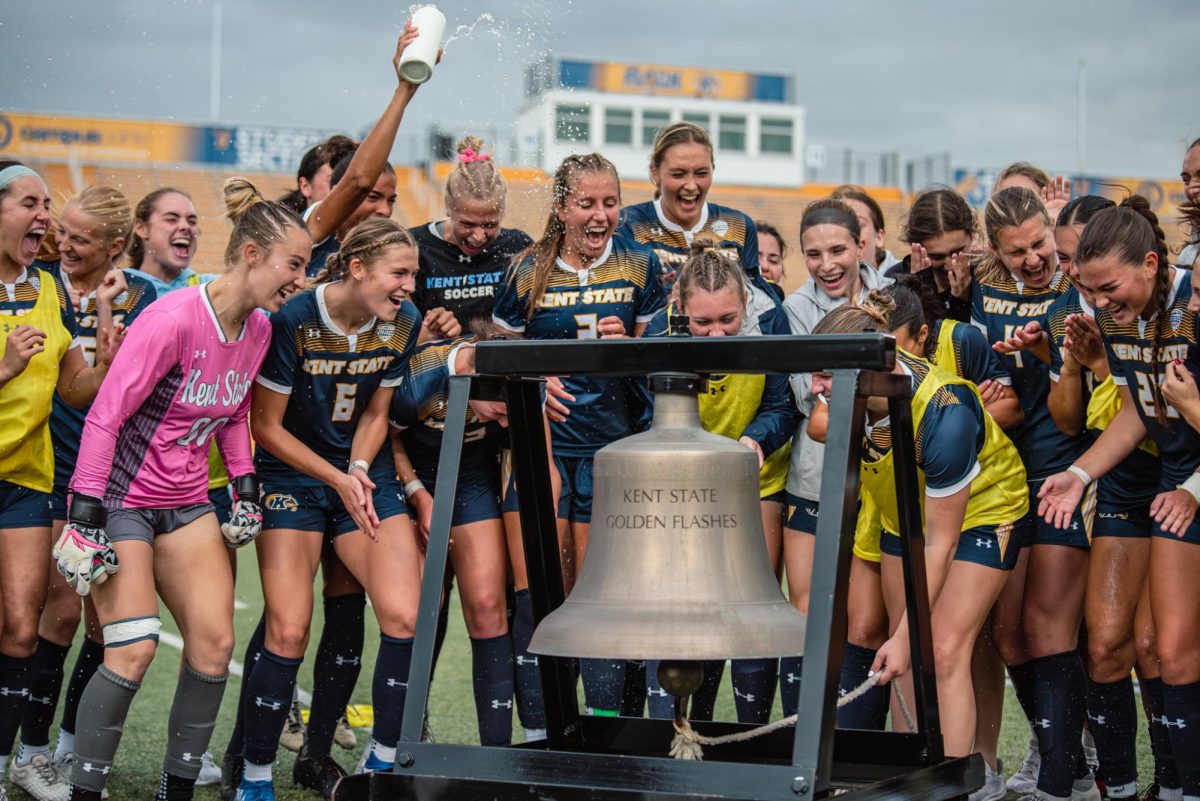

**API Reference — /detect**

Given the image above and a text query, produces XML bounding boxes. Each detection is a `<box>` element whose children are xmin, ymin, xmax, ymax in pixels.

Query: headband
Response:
<box><xmin>458</xmin><ymin>147</ymin><xmax>490</xmax><ymax>164</ymax></box>
<box><xmin>0</xmin><ymin>165</ymin><xmax>40</xmax><ymax>192</ymax></box>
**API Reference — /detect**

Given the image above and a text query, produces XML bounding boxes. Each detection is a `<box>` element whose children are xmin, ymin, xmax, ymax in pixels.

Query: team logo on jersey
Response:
<box><xmin>1171</xmin><ymin>308</ymin><xmax>1184</xmax><ymax>333</ymax></box>
<box><xmin>710</xmin><ymin>220</ymin><xmax>729</xmax><ymax>237</ymax></box>
<box><xmin>264</xmin><ymin>493</ymin><xmax>299</xmax><ymax>511</ymax></box>
<box><xmin>376</xmin><ymin>323</ymin><xmax>395</xmax><ymax>342</ymax></box>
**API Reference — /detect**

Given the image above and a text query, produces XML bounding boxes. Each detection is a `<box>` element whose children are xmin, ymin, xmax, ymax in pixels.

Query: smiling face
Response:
<box><xmin>557</xmin><ymin>171</ymin><xmax>621</xmax><ymax>267</ymax></box>
<box><xmin>841</xmin><ymin>197</ymin><xmax>883</xmax><ymax>268</ymax></box>
<box><xmin>135</xmin><ymin>191</ymin><xmax>198</xmax><ymax>274</ymax></box>
<box><xmin>992</xmin><ymin>216</ymin><xmax>1056</xmax><ymax>288</ymax></box>
<box><xmin>57</xmin><ymin>204</ymin><xmax>123</xmax><ymax>281</ymax></box>
<box><xmin>446</xmin><ymin>194</ymin><xmax>503</xmax><ymax>257</ymax></box>
<box><xmin>337</xmin><ymin>171</ymin><xmax>398</xmax><ymax>239</ymax></box>
<box><xmin>802</xmin><ymin>223</ymin><xmax>863</xmax><ymax>299</ymax></box>
<box><xmin>1181</xmin><ymin>143</ymin><xmax>1200</xmax><ymax>206</ymax></box>
<box><xmin>350</xmin><ymin>243</ymin><xmax>419</xmax><ymax>321</ymax></box>
<box><xmin>758</xmin><ymin>230</ymin><xmax>784</xmax><ymax>283</ymax></box>
<box><xmin>921</xmin><ymin>229</ymin><xmax>972</xmax><ymax>273</ymax></box>
<box><xmin>1076</xmin><ymin>251</ymin><xmax>1158</xmax><ymax>326</ymax></box>
<box><xmin>682</xmin><ymin>284</ymin><xmax>744</xmax><ymax>337</ymax></box>
<box><xmin>248</xmin><ymin>226</ymin><xmax>311</xmax><ymax>313</ymax></box>
<box><xmin>651</xmin><ymin>141</ymin><xmax>713</xmax><ymax>230</ymax></box>
<box><xmin>0</xmin><ymin>175</ymin><xmax>51</xmax><ymax>271</ymax></box>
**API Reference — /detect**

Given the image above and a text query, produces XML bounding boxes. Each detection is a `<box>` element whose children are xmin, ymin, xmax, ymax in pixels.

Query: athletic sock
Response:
<box><xmin>155</xmin><ymin>770</ymin><xmax>196</xmax><ymax>801</ymax></box>
<box><xmin>15</xmin><ymin>742</ymin><xmax>49</xmax><ymax>766</ymax></box>
<box><xmin>225</xmin><ymin>615</ymin><xmax>266</xmax><ymax>760</ymax></box>
<box><xmin>1085</xmin><ymin>676</ymin><xmax>1138</xmax><ymax>794</ymax></box>
<box><xmin>72</xmin><ymin>665</ymin><xmax>140</xmax><ymax>793</ymax></box>
<box><xmin>688</xmin><ymin>660</ymin><xmax>724</xmax><ymax>722</ymax></box>
<box><xmin>644</xmin><ymin>661</ymin><xmax>674</xmax><ymax>720</ymax></box>
<box><xmin>837</xmin><ymin>643</ymin><xmax>890</xmax><ymax>731</ymax></box>
<box><xmin>779</xmin><ymin>655</ymin><xmax>803</xmax><ymax>717</ymax></box>
<box><xmin>61</xmin><ymin>637</ymin><xmax>104</xmax><ymax>738</ymax></box>
<box><xmin>18</xmin><ymin>636</ymin><xmax>70</xmax><ymax>752</ymax></box>
<box><xmin>242</xmin><ymin>760</ymin><xmax>271</xmax><ymax>782</ymax></box>
<box><xmin>53</xmin><ymin>730</ymin><xmax>74</xmax><ymax>763</ymax></box>
<box><xmin>241</xmin><ymin>648</ymin><xmax>302</xmax><ymax>767</ymax></box>
<box><xmin>0</xmin><ymin>652</ymin><xmax>36</xmax><ymax>759</ymax></box>
<box><xmin>1031</xmin><ymin>651</ymin><xmax>1088</xmax><ymax>799</ymax></box>
<box><xmin>307</xmin><ymin>593</ymin><xmax>365</xmax><ymax>759</ymax></box>
<box><xmin>163</xmin><ymin>664</ymin><xmax>228</xmax><ymax>780</ymax></box>
<box><xmin>1144</xmin><ymin>677</ymin><xmax>1183</xmax><ymax>791</ymax></box>
<box><xmin>579</xmin><ymin>659</ymin><xmax>625</xmax><ymax>716</ymax></box>
<box><xmin>470</xmin><ymin>635</ymin><xmax>514</xmax><ymax>746</ymax></box>
<box><xmin>620</xmin><ymin>661</ymin><xmax>647</xmax><ymax>718</ymax></box>
<box><xmin>510</xmin><ymin>590</ymin><xmax>545</xmax><ymax>730</ymax></box>
<box><xmin>1162</xmin><ymin>679</ymin><xmax>1200</xmax><ymax>795</ymax></box>
<box><xmin>1008</xmin><ymin>660</ymin><xmax>1039</xmax><ymax>730</ymax></box>
<box><xmin>730</xmin><ymin>659</ymin><xmax>777</xmax><ymax>724</ymax></box>
<box><xmin>371</xmin><ymin>634</ymin><xmax>414</xmax><ymax>749</ymax></box>
<box><xmin>70</xmin><ymin>789</ymin><xmax>102</xmax><ymax>801</ymax></box>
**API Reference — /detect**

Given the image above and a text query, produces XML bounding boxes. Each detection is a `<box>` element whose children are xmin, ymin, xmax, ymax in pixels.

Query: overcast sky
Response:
<box><xmin>2</xmin><ymin>0</ymin><xmax>1198</xmax><ymax>179</ymax></box>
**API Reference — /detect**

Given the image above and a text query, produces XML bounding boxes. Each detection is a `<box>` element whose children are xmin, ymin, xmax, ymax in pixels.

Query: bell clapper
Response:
<box><xmin>657</xmin><ymin>659</ymin><xmax>703</xmax><ymax>723</ymax></box>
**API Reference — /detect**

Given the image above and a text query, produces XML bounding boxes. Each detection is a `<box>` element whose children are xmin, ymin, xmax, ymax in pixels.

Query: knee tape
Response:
<box><xmin>103</xmin><ymin>616</ymin><xmax>161</xmax><ymax>648</ymax></box>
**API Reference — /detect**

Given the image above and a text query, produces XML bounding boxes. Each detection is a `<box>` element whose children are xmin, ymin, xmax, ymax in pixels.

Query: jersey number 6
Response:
<box><xmin>332</xmin><ymin>383</ymin><xmax>358</xmax><ymax>422</ymax></box>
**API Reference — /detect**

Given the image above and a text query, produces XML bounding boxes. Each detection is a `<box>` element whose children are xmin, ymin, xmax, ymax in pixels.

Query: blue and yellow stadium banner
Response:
<box><xmin>555</xmin><ymin>59</ymin><xmax>791</xmax><ymax>103</ymax></box>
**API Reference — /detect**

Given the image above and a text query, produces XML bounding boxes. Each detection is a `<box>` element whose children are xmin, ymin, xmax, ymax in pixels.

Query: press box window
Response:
<box><xmin>760</xmin><ymin>117</ymin><xmax>794</xmax><ymax>154</ymax></box>
<box><xmin>718</xmin><ymin>115</ymin><xmax>746</xmax><ymax>152</ymax></box>
<box><xmin>555</xmin><ymin>104</ymin><xmax>591</xmax><ymax>143</ymax></box>
<box><xmin>642</xmin><ymin>110</ymin><xmax>670</xmax><ymax>146</ymax></box>
<box><xmin>682</xmin><ymin>112</ymin><xmax>710</xmax><ymax>132</ymax></box>
<box><xmin>605</xmin><ymin>108</ymin><xmax>633</xmax><ymax>145</ymax></box>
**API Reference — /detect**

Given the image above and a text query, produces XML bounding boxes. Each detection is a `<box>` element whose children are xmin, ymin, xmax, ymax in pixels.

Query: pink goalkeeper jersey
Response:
<box><xmin>71</xmin><ymin>285</ymin><xmax>269</xmax><ymax>508</ymax></box>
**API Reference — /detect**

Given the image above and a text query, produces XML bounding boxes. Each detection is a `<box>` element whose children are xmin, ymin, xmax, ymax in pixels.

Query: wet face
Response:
<box><xmin>920</xmin><ymin>229</ymin><xmax>972</xmax><ymax>273</ymax></box>
<box><xmin>992</xmin><ymin>216</ymin><xmax>1056</xmax><ymax>288</ymax></box>
<box><xmin>651</xmin><ymin>142</ymin><xmax>713</xmax><ymax>229</ymax></box>
<box><xmin>58</xmin><ymin>204</ymin><xmax>122</xmax><ymax>280</ymax></box>
<box><xmin>447</xmin><ymin>194</ymin><xmax>503</xmax><ymax>256</ymax></box>
<box><xmin>1076</xmin><ymin>251</ymin><xmax>1158</xmax><ymax>326</ymax></box>
<box><xmin>557</xmin><ymin>171</ymin><xmax>621</xmax><ymax>267</ymax></box>
<box><xmin>801</xmin><ymin>223</ymin><xmax>863</xmax><ymax>299</ymax></box>
<box><xmin>683</xmin><ymin>285</ymin><xmax>744</xmax><ymax>337</ymax></box>
<box><xmin>0</xmin><ymin>176</ymin><xmax>51</xmax><ymax>269</ymax></box>
<box><xmin>842</xmin><ymin>198</ymin><xmax>883</xmax><ymax>268</ymax></box>
<box><xmin>1182</xmin><ymin>144</ymin><xmax>1200</xmax><ymax>206</ymax></box>
<box><xmin>338</xmin><ymin>172</ymin><xmax>398</xmax><ymax>238</ymax></box>
<box><xmin>758</xmin><ymin>231</ymin><xmax>784</xmax><ymax>283</ymax></box>
<box><xmin>301</xmin><ymin>163</ymin><xmax>334</xmax><ymax>205</ymax></box>
<box><xmin>352</xmin><ymin>243</ymin><xmax>419</xmax><ymax>321</ymax></box>
<box><xmin>249</xmin><ymin>226</ymin><xmax>311</xmax><ymax>313</ymax></box>
<box><xmin>136</xmin><ymin>192</ymin><xmax>198</xmax><ymax>273</ymax></box>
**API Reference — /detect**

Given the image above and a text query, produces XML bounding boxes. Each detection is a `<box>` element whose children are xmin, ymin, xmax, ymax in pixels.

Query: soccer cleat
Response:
<box><xmin>334</xmin><ymin>714</ymin><xmax>357</xmax><ymax>750</ymax></box>
<box><xmin>361</xmin><ymin>752</ymin><xmax>393</xmax><ymax>773</ymax></box>
<box><xmin>10</xmin><ymin>753</ymin><xmax>70</xmax><ymax>801</ymax></box>
<box><xmin>51</xmin><ymin>752</ymin><xmax>107</xmax><ymax>799</ymax></box>
<box><xmin>219</xmin><ymin>751</ymin><xmax>244</xmax><ymax>801</ymax></box>
<box><xmin>293</xmin><ymin>747</ymin><xmax>347</xmax><ymax>800</ymax></box>
<box><xmin>234</xmin><ymin>778</ymin><xmax>275</xmax><ymax>801</ymax></box>
<box><xmin>1072</xmin><ymin>774</ymin><xmax>1102</xmax><ymax>801</ymax></box>
<box><xmin>967</xmin><ymin>759</ymin><xmax>1006</xmax><ymax>801</ymax></box>
<box><xmin>195</xmin><ymin>751</ymin><xmax>222</xmax><ymax>786</ymax></box>
<box><xmin>1007</xmin><ymin>736</ymin><xmax>1041</xmax><ymax>795</ymax></box>
<box><xmin>278</xmin><ymin>700</ymin><xmax>306</xmax><ymax>753</ymax></box>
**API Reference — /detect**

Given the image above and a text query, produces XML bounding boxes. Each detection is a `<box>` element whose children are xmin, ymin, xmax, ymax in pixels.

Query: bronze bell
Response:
<box><xmin>530</xmin><ymin>373</ymin><xmax>806</xmax><ymax>662</ymax></box>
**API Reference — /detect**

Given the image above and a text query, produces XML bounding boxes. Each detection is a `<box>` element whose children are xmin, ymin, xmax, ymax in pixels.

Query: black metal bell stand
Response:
<box><xmin>334</xmin><ymin>335</ymin><xmax>983</xmax><ymax>801</ymax></box>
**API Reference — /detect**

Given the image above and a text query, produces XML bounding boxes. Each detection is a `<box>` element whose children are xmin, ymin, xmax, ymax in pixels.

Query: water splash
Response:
<box><xmin>441</xmin><ymin>13</ymin><xmax>497</xmax><ymax>52</ymax></box>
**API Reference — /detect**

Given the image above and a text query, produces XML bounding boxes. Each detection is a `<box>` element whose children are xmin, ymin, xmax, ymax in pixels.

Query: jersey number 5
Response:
<box><xmin>332</xmin><ymin>383</ymin><xmax>358</xmax><ymax>422</ymax></box>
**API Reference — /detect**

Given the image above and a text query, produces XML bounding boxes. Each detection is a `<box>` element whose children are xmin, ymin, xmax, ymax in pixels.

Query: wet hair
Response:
<box><xmin>127</xmin><ymin>187</ymin><xmax>193</xmax><ymax>268</ymax></box>
<box><xmin>279</xmin><ymin>135</ymin><xmax>358</xmax><ymax>215</ymax></box>
<box><xmin>996</xmin><ymin>161</ymin><xmax>1051</xmax><ymax>192</ymax></box>
<box><xmin>755</xmin><ymin>220</ymin><xmax>787</xmax><ymax>260</ymax></box>
<box><xmin>649</xmin><ymin>123</ymin><xmax>713</xmax><ymax>199</ymax></box>
<box><xmin>513</xmin><ymin>153</ymin><xmax>620</xmax><ymax>322</ymax></box>
<box><xmin>831</xmin><ymin>185</ymin><xmax>886</xmax><ymax>234</ymax></box>
<box><xmin>446</xmin><ymin>135</ymin><xmax>506</xmax><ymax>212</ymax></box>
<box><xmin>800</xmin><ymin>198</ymin><xmax>861</xmax><ymax>244</ymax></box>
<box><xmin>884</xmin><ymin>277</ymin><xmax>945</xmax><ymax>359</ymax></box>
<box><xmin>221</xmin><ymin>177</ymin><xmax>308</xmax><ymax>267</ymax></box>
<box><xmin>900</xmin><ymin>187</ymin><xmax>977</xmax><ymax>245</ymax></box>
<box><xmin>1057</xmin><ymin>194</ymin><xmax>1116</xmax><ymax>228</ymax></box>
<box><xmin>316</xmin><ymin>216</ymin><xmax>417</xmax><ymax>284</ymax></box>
<box><xmin>1076</xmin><ymin>195</ymin><xmax>1172</xmax><ymax>423</ymax></box>
<box><xmin>64</xmin><ymin>186</ymin><xmax>133</xmax><ymax>250</ymax></box>
<box><xmin>811</xmin><ymin>290</ymin><xmax>895</xmax><ymax>335</ymax></box>
<box><xmin>677</xmin><ymin>236</ymin><xmax>747</xmax><ymax>312</ymax></box>
<box><xmin>977</xmin><ymin>186</ymin><xmax>1051</xmax><ymax>284</ymax></box>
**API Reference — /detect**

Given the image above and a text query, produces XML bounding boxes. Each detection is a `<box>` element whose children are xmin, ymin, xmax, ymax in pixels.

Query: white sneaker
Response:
<box><xmin>196</xmin><ymin>751</ymin><xmax>222</xmax><ymax>786</ymax></box>
<box><xmin>969</xmin><ymin>759</ymin><xmax>1007</xmax><ymax>801</ymax></box>
<box><xmin>1007</xmin><ymin>736</ymin><xmax>1041</xmax><ymax>794</ymax></box>
<box><xmin>278</xmin><ymin>699</ymin><xmax>306</xmax><ymax>753</ymax></box>
<box><xmin>1071</xmin><ymin>774</ymin><xmax>1102</xmax><ymax>801</ymax></box>
<box><xmin>10</xmin><ymin>753</ymin><xmax>70</xmax><ymax>801</ymax></box>
<box><xmin>334</xmin><ymin>714</ymin><xmax>357</xmax><ymax>750</ymax></box>
<box><xmin>48</xmin><ymin>752</ymin><xmax>108</xmax><ymax>800</ymax></box>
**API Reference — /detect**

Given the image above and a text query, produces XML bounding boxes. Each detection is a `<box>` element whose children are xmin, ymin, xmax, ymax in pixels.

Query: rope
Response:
<box><xmin>668</xmin><ymin>673</ymin><xmax>915</xmax><ymax>761</ymax></box>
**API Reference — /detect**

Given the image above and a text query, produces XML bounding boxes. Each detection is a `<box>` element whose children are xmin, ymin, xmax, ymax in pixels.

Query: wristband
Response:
<box><xmin>231</xmin><ymin>474</ymin><xmax>260</xmax><ymax>502</ymax></box>
<box><xmin>1066</xmin><ymin>465</ymin><xmax>1093</xmax><ymax>487</ymax></box>
<box><xmin>67</xmin><ymin>491</ymin><xmax>107</xmax><ymax>528</ymax></box>
<box><xmin>404</xmin><ymin>479</ymin><xmax>426</xmax><ymax>499</ymax></box>
<box><xmin>348</xmin><ymin>459</ymin><xmax>370</xmax><ymax>475</ymax></box>
<box><xmin>1178</xmin><ymin>473</ymin><xmax>1200</xmax><ymax>505</ymax></box>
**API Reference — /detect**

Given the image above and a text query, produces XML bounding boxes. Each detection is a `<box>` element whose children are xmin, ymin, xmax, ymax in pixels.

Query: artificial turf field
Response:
<box><xmin>32</xmin><ymin>546</ymin><xmax>1155</xmax><ymax>800</ymax></box>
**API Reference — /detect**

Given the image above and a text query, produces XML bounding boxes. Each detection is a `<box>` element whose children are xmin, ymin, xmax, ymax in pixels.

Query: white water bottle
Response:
<box><xmin>397</xmin><ymin>5</ymin><xmax>446</xmax><ymax>85</ymax></box>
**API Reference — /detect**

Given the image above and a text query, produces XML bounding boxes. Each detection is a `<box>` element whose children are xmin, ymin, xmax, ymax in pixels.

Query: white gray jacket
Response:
<box><xmin>782</xmin><ymin>264</ymin><xmax>892</xmax><ymax>501</ymax></box>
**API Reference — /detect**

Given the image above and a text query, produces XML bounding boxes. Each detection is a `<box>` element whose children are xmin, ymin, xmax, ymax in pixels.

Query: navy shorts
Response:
<box><xmin>0</xmin><ymin>482</ymin><xmax>51</xmax><ymax>529</ymax></box>
<box><xmin>420</xmin><ymin>468</ymin><xmax>501</xmax><ymax>527</ymax></box>
<box><xmin>500</xmin><ymin>462</ymin><xmax>570</xmax><ymax>519</ymax></box>
<box><xmin>1093</xmin><ymin>499</ymin><xmax>1152</xmax><ymax>539</ymax></box>
<box><xmin>762</xmin><ymin>489</ymin><xmax>787</xmax><ymax>505</ymax></box>
<box><xmin>261</xmin><ymin>475</ymin><xmax>408</xmax><ymax>537</ymax></box>
<box><xmin>106</xmin><ymin>503</ymin><xmax>215</xmax><ymax>544</ymax></box>
<box><xmin>50</xmin><ymin>487</ymin><xmax>68</xmax><ymax>521</ymax></box>
<box><xmin>880</xmin><ymin>519</ymin><xmax>1027</xmax><ymax>570</ymax></box>
<box><xmin>1151</xmin><ymin>482</ymin><xmax>1200</xmax><ymax>544</ymax></box>
<box><xmin>552</xmin><ymin>455</ymin><xmax>595</xmax><ymax>524</ymax></box>
<box><xmin>1026</xmin><ymin>477</ymin><xmax>1094</xmax><ymax>549</ymax></box>
<box><xmin>209</xmin><ymin>485</ymin><xmax>233</xmax><ymax>528</ymax></box>
<box><xmin>784</xmin><ymin>494</ymin><xmax>819</xmax><ymax>535</ymax></box>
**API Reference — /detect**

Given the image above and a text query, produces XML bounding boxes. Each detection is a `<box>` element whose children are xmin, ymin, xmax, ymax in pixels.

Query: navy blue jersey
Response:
<box><xmin>307</xmin><ymin>235</ymin><xmax>339</xmax><ymax>279</ymax></box>
<box><xmin>44</xmin><ymin>263</ymin><xmax>156</xmax><ymax>493</ymax></box>
<box><xmin>1100</xmin><ymin>269</ymin><xmax>1200</xmax><ymax>487</ymax></box>
<box><xmin>255</xmin><ymin>283</ymin><xmax>420</xmax><ymax>483</ymax></box>
<box><xmin>410</xmin><ymin>222</ymin><xmax>531</xmax><ymax>325</ymax></box>
<box><xmin>971</xmin><ymin>271</ymin><xmax>1089</xmax><ymax>479</ymax></box>
<box><xmin>931</xmin><ymin>318</ymin><xmax>1011</xmax><ymax>386</ymax></box>
<box><xmin>389</xmin><ymin>336</ymin><xmax>503</xmax><ymax>480</ymax></box>
<box><xmin>492</xmin><ymin>236</ymin><xmax>667</xmax><ymax>457</ymax></box>
<box><xmin>1047</xmin><ymin>287</ymin><xmax>1097</xmax><ymax>393</ymax></box>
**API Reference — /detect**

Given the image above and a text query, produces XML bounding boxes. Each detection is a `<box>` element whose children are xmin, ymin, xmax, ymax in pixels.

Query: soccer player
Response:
<box><xmin>55</xmin><ymin>178</ymin><xmax>308</xmax><ymax>801</ymax></box>
<box><xmin>236</xmin><ymin>217</ymin><xmax>422</xmax><ymax>800</ymax></box>
<box><xmin>493</xmin><ymin>153</ymin><xmax>667</xmax><ymax>717</ymax></box>
<box><xmin>755</xmin><ymin>221</ymin><xmax>787</xmax><ymax>302</ymax></box>
<box><xmin>277</xmin><ymin>135</ymin><xmax>357</xmax><ymax>218</ymax></box>
<box><xmin>10</xmin><ymin>186</ymin><xmax>155</xmax><ymax>801</ymax></box>
<box><xmin>885</xmin><ymin>187</ymin><xmax>977</xmax><ymax>322</ymax></box>
<box><xmin>831</xmin><ymin>185</ymin><xmax>902</xmax><ymax>274</ymax></box>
